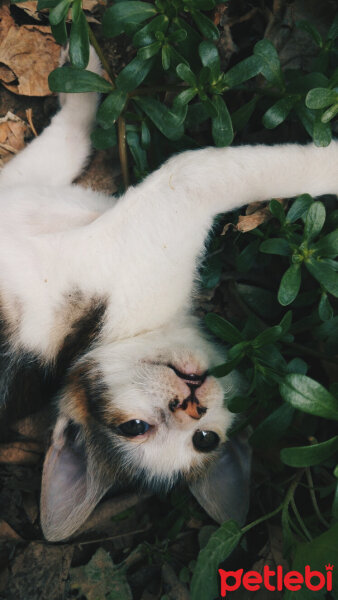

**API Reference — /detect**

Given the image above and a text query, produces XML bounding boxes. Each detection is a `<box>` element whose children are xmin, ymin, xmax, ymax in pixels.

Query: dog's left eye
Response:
<box><xmin>118</xmin><ymin>420</ymin><xmax>150</xmax><ymax>437</ymax></box>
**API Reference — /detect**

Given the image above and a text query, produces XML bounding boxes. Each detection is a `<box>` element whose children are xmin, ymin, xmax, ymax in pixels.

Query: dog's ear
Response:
<box><xmin>189</xmin><ymin>431</ymin><xmax>252</xmax><ymax>525</ymax></box>
<box><xmin>40</xmin><ymin>417</ymin><xmax>112</xmax><ymax>542</ymax></box>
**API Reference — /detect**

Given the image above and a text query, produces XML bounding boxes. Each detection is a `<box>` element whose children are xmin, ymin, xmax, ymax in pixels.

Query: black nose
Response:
<box><xmin>168</xmin><ymin>364</ymin><xmax>207</xmax><ymax>387</ymax></box>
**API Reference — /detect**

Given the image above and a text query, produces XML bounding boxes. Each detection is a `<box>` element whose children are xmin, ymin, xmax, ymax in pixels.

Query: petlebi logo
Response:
<box><xmin>218</xmin><ymin>564</ymin><xmax>334</xmax><ymax>596</ymax></box>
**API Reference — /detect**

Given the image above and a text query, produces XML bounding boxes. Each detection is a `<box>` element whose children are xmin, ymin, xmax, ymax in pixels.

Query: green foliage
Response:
<box><xmin>10</xmin><ymin>0</ymin><xmax>338</xmax><ymax>596</ymax></box>
<box><xmin>13</xmin><ymin>0</ymin><xmax>336</xmax><ymax>179</ymax></box>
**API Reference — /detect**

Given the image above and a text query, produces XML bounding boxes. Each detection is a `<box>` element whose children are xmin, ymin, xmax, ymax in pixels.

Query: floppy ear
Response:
<box><xmin>189</xmin><ymin>431</ymin><xmax>252</xmax><ymax>526</ymax></box>
<box><xmin>40</xmin><ymin>417</ymin><xmax>112</xmax><ymax>542</ymax></box>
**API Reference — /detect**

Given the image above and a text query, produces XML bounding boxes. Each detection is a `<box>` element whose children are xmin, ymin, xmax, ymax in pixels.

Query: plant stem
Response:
<box><xmin>284</xmin><ymin>341</ymin><xmax>338</xmax><ymax>367</ymax></box>
<box><xmin>88</xmin><ymin>26</ymin><xmax>115</xmax><ymax>87</ymax></box>
<box><xmin>290</xmin><ymin>497</ymin><xmax>312</xmax><ymax>541</ymax></box>
<box><xmin>88</xmin><ymin>25</ymin><xmax>130</xmax><ymax>189</ymax></box>
<box><xmin>118</xmin><ymin>116</ymin><xmax>129</xmax><ymax>189</ymax></box>
<box><xmin>305</xmin><ymin>468</ymin><xmax>330</xmax><ymax>528</ymax></box>
<box><xmin>241</xmin><ymin>503</ymin><xmax>283</xmax><ymax>533</ymax></box>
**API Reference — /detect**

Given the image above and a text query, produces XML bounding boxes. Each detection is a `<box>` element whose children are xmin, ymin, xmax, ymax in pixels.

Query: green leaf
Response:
<box><xmin>253</xmin><ymin>39</ymin><xmax>284</xmax><ymax>88</ymax></box>
<box><xmin>304</xmin><ymin>201</ymin><xmax>326</xmax><ymax>240</ymax></box>
<box><xmin>140</xmin><ymin>120</ymin><xmax>150</xmax><ymax>148</ymax></box>
<box><xmin>69</xmin><ymin>9</ymin><xmax>89</xmax><ymax>69</ymax></box>
<box><xmin>133</xmin><ymin>14</ymin><xmax>168</xmax><ymax>47</ymax></box>
<box><xmin>224</xmin><ymin>55</ymin><xmax>261</xmax><ymax>88</ymax></box>
<box><xmin>227</xmin><ymin>395</ymin><xmax>254</xmax><ymax>413</ymax></box>
<box><xmin>103</xmin><ymin>1</ymin><xmax>158</xmax><ymax>38</ymax></box>
<box><xmin>313</xmin><ymin>117</ymin><xmax>332</xmax><ymax>147</ymax></box>
<box><xmin>97</xmin><ymin>90</ymin><xmax>128</xmax><ymax>128</ymax></box>
<box><xmin>161</xmin><ymin>45</ymin><xmax>170</xmax><ymax>70</ymax></box>
<box><xmin>284</xmin><ymin>524</ymin><xmax>338</xmax><ymax>600</ymax></box>
<box><xmin>211</xmin><ymin>96</ymin><xmax>233</xmax><ymax>147</ymax></box>
<box><xmin>237</xmin><ymin>283</ymin><xmax>282</xmax><ymax>320</ymax></box>
<box><xmin>51</xmin><ymin>19</ymin><xmax>68</xmax><ymax>46</ymax></box>
<box><xmin>262</xmin><ymin>95</ymin><xmax>297</xmax><ymax>129</ymax></box>
<box><xmin>116</xmin><ymin>56</ymin><xmax>155</xmax><ymax>92</ymax></box>
<box><xmin>176</xmin><ymin>63</ymin><xmax>197</xmax><ymax>86</ymax></box>
<box><xmin>209</xmin><ymin>355</ymin><xmax>243</xmax><ymax>378</ymax></box>
<box><xmin>327</xmin><ymin>13</ymin><xmax>338</xmax><ymax>41</ymax></box>
<box><xmin>126</xmin><ymin>131</ymin><xmax>148</xmax><ymax>175</ymax></box>
<box><xmin>250</xmin><ymin>404</ymin><xmax>295</xmax><ymax>448</ymax></box>
<box><xmin>306</xmin><ymin>87</ymin><xmax>338</xmax><ymax>109</ymax></box>
<box><xmin>252</xmin><ymin>325</ymin><xmax>283</xmax><ymax>348</ymax></box>
<box><xmin>318</xmin><ymin>292</ymin><xmax>333</xmax><ymax>321</ymax></box>
<box><xmin>190</xmin><ymin>520</ymin><xmax>242</xmax><ymax>600</ymax></box>
<box><xmin>191</xmin><ymin>10</ymin><xmax>219</xmax><ymax>41</ymax></box>
<box><xmin>260</xmin><ymin>238</ymin><xmax>291</xmax><ymax>256</ymax></box>
<box><xmin>296</xmin><ymin>20</ymin><xmax>323</xmax><ymax>47</ymax></box>
<box><xmin>174</xmin><ymin>87</ymin><xmax>197</xmax><ymax>108</ymax></box>
<box><xmin>281</xmin><ymin>435</ymin><xmax>338</xmax><ymax>467</ymax></box>
<box><xmin>279</xmin><ymin>310</ymin><xmax>292</xmax><ymax>335</ymax></box>
<box><xmin>205</xmin><ymin>314</ymin><xmax>243</xmax><ymax>345</ymax></box>
<box><xmin>278</xmin><ymin>264</ymin><xmax>302</xmax><ymax>306</ymax></box>
<box><xmin>231</xmin><ymin>97</ymin><xmax>258</xmax><ymax>132</ymax></box>
<box><xmin>286</xmin><ymin>358</ymin><xmax>308</xmax><ymax>374</ymax></box>
<box><xmin>49</xmin><ymin>67</ymin><xmax>113</xmax><ymax>93</ymax></box>
<box><xmin>321</xmin><ymin>102</ymin><xmax>338</xmax><ymax>123</ymax></box>
<box><xmin>134</xmin><ymin>96</ymin><xmax>185</xmax><ymax>140</ymax></box>
<box><xmin>315</xmin><ymin>230</ymin><xmax>338</xmax><ymax>258</ymax></box>
<box><xmin>306</xmin><ymin>258</ymin><xmax>338</xmax><ymax>297</ymax></box>
<box><xmin>280</xmin><ymin>374</ymin><xmax>338</xmax><ymax>420</ymax></box>
<box><xmin>286</xmin><ymin>194</ymin><xmax>313</xmax><ymax>223</ymax></box>
<box><xmin>137</xmin><ymin>41</ymin><xmax>161</xmax><ymax>61</ymax></box>
<box><xmin>90</xmin><ymin>126</ymin><xmax>117</xmax><ymax>150</ymax></box>
<box><xmin>49</xmin><ymin>0</ymin><xmax>70</xmax><ymax>26</ymax></box>
<box><xmin>269</xmin><ymin>199</ymin><xmax>285</xmax><ymax>222</ymax></box>
<box><xmin>198</xmin><ymin>41</ymin><xmax>220</xmax><ymax>80</ymax></box>
<box><xmin>37</xmin><ymin>0</ymin><xmax>59</xmax><ymax>7</ymax></box>
<box><xmin>70</xmin><ymin>548</ymin><xmax>132</xmax><ymax>600</ymax></box>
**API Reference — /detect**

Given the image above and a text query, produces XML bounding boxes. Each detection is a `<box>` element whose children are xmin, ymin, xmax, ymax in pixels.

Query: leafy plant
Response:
<box><xmin>9</xmin><ymin>0</ymin><xmax>338</xmax><ymax>597</ymax></box>
<box><xmin>12</xmin><ymin>0</ymin><xmax>338</xmax><ymax>187</ymax></box>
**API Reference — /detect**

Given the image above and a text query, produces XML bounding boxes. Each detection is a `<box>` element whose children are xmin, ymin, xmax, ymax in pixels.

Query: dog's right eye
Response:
<box><xmin>118</xmin><ymin>420</ymin><xmax>150</xmax><ymax>437</ymax></box>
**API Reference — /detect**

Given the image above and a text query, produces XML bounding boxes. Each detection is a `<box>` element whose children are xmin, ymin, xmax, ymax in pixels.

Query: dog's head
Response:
<box><xmin>41</xmin><ymin>317</ymin><xmax>248</xmax><ymax>541</ymax></box>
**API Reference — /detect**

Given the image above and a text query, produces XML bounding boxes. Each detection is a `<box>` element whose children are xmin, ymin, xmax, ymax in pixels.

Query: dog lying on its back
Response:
<box><xmin>0</xmin><ymin>49</ymin><xmax>337</xmax><ymax>541</ymax></box>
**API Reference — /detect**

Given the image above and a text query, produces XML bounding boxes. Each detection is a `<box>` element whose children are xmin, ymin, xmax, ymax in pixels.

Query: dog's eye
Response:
<box><xmin>193</xmin><ymin>430</ymin><xmax>220</xmax><ymax>452</ymax></box>
<box><xmin>118</xmin><ymin>420</ymin><xmax>150</xmax><ymax>437</ymax></box>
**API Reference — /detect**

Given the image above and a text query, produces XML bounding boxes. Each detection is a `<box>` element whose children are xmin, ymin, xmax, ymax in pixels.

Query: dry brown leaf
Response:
<box><xmin>5</xmin><ymin>543</ymin><xmax>74</xmax><ymax>600</ymax></box>
<box><xmin>0</xmin><ymin>6</ymin><xmax>60</xmax><ymax>96</ymax></box>
<box><xmin>222</xmin><ymin>199</ymin><xmax>285</xmax><ymax>234</ymax></box>
<box><xmin>0</xmin><ymin>520</ymin><xmax>22</xmax><ymax>542</ymax></box>
<box><xmin>0</xmin><ymin>112</ymin><xmax>29</xmax><ymax>165</ymax></box>
<box><xmin>0</xmin><ymin>441</ymin><xmax>43</xmax><ymax>464</ymax></box>
<box><xmin>77</xmin><ymin>150</ymin><xmax>120</xmax><ymax>195</ymax></box>
<box><xmin>14</xmin><ymin>1</ymin><xmax>42</xmax><ymax>21</ymax></box>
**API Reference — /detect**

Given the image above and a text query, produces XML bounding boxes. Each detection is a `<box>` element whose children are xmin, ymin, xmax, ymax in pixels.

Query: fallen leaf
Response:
<box><xmin>222</xmin><ymin>199</ymin><xmax>285</xmax><ymax>234</ymax></box>
<box><xmin>70</xmin><ymin>547</ymin><xmax>132</xmax><ymax>600</ymax></box>
<box><xmin>0</xmin><ymin>6</ymin><xmax>60</xmax><ymax>96</ymax></box>
<box><xmin>0</xmin><ymin>520</ymin><xmax>22</xmax><ymax>542</ymax></box>
<box><xmin>5</xmin><ymin>542</ymin><xmax>74</xmax><ymax>600</ymax></box>
<box><xmin>0</xmin><ymin>441</ymin><xmax>43</xmax><ymax>464</ymax></box>
<box><xmin>14</xmin><ymin>1</ymin><xmax>42</xmax><ymax>21</ymax></box>
<box><xmin>0</xmin><ymin>112</ymin><xmax>29</xmax><ymax>165</ymax></box>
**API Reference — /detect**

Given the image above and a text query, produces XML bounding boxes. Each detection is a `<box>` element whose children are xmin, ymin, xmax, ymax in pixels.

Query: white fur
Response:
<box><xmin>0</xmin><ymin>48</ymin><xmax>337</xmax><ymax>490</ymax></box>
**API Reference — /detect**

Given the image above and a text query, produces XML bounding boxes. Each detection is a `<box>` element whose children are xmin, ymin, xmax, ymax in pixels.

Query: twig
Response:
<box><xmin>88</xmin><ymin>25</ymin><xmax>130</xmax><ymax>189</ymax></box>
<box><xmin>118</xmin><ymin>116</ymin><xmax>129</xmax><ymax>189</ymax></box>
<box><xmin>290</xmin><ymin>497</ymin><xmax>312</xmax><ymax>541</ymax></box>
<box><xmin>305</xmin><ymin>468</ymin><xmax>330</xmax><ymax>529</ymax></box>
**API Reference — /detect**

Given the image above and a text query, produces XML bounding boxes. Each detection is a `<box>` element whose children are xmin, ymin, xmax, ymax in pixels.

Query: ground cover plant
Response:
<box><xmin>1</xmin><ymin>0</ymin><xmax>338</xmax><ymax>598</ymax></box>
